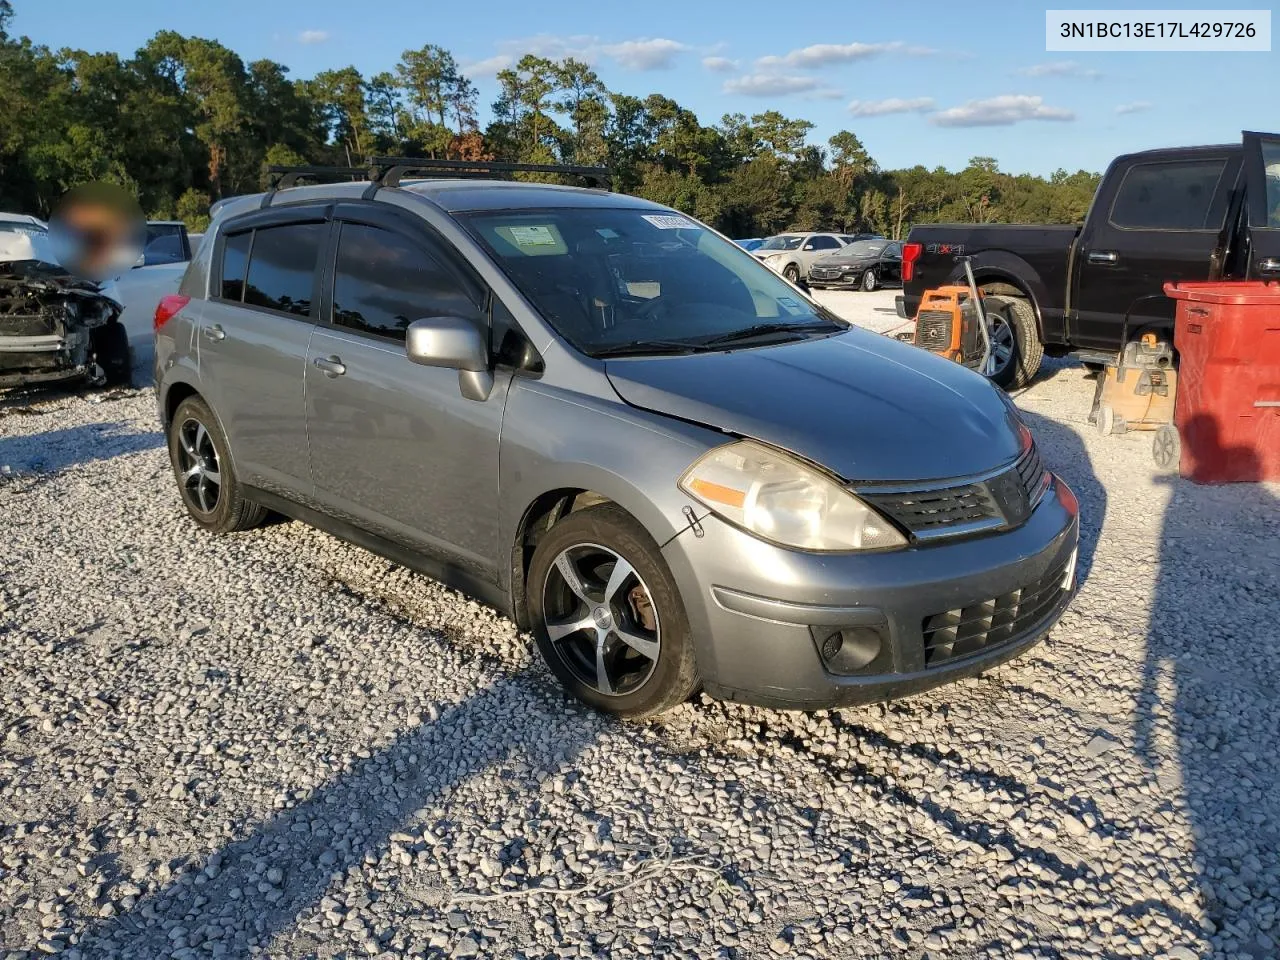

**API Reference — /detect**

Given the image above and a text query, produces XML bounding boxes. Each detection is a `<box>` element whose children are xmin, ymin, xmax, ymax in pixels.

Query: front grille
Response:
<box><xmin>922</xmin><ymin>556</ymin><xmax>1070</xmax><ymax>667</ymax></box>
<box><xmin>914</xmin><ymin>310</ymin><xmax>952</xmax><ymax>351</ymax></box>
<box><xmin>810</xmin><ymin>267</ymin><xmax>843</xmax><ymax>280</ymax></box>
<box><xmin>858</xmin><ymin>441</ymin><xmax>1051</xmax><ymax>542</ymax></box>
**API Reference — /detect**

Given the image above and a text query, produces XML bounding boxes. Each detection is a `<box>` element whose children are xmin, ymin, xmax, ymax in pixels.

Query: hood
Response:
<box><xmin>604</xmin><ymin>329</ymin><xmax>1022</xmax><ymax>482</ymax></box>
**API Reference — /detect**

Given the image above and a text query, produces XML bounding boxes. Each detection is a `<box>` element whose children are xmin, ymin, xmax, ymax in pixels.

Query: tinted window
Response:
<box><xmin>885</xmin><ymin>243</ymin><xmax>902</xmax><ymax>258</ymax></box>
<box><xmin>243</xmin><ymin>223</ymin><xmax>323</xmax><ymax>316</ymax></box>
<box><xmin>806</xmin><ymin>236</ymin><xmax>840</xmax><ymax>250</ymax></box>
<box><xmin>143</xmin><ymin>224</ymin><xmax>188</xmax><ymax>264</ymax></box>
<box><xmin>845</xmin><ymin>240</ymin><xmax>887</xmax><ymax>257</ymax></box>
<box><xmin>332</xmin><ymin>223</ymin><xmax>478</xmax><ymax>341</ymax></box>
<box><xmin>220</xmin><ymin>231</ymin><xmax>251</xmax><ymax>301</ymax></box>
<box><xmin>1110</xmin><ymin>160</ymin><xmax>1226</xmax><ymax>230</ymax></box>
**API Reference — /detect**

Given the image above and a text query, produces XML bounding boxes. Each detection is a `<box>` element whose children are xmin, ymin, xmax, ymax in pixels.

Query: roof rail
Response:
<box><xmin>366</xmin><ymin>157</ymin><xmax>611</xmax><ymax>190</ymax></box>
<box><xmin>265</xmin><ymin>165</ymin><xmax>370</xmax><ymax>189</ymax></box>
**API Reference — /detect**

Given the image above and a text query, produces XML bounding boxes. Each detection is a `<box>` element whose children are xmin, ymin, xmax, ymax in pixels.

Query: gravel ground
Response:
<box><xmin>2</xmin><ymin>306</ymin><xmax>1278</xmax><ymax>959</ymax></box>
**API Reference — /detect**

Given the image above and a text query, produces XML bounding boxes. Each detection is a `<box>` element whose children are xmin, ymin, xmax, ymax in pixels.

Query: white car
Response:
<box><xmin>752</xmin><ymin>232</ymin><xmax>864</xmax><ymax>283</ymax></box>
<box><xmin>99</xmin><ymin>221</ymin><xmax>193</xmax><ymax>383</ymax></box>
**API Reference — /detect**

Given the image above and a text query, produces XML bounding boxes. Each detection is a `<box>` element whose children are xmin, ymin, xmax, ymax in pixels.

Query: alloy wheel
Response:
<box><xmin>176</xmin><ymin>417</ymin><xmax>222</xmax><ymax>513</ymax></box>
<box><xmin>984</xmin><ymin>315</ymin><xmax>1016</xmax><ymax>379</ymax></box>
<box><xmin>541</xmin><ymin>543</ymin><xmax>661</xmax><ymax>697</ymax></box>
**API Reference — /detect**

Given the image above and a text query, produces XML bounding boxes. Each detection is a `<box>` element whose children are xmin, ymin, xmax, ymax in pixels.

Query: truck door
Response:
<box><xmin>1242</xmin><ymin>131</ymin><xmax>1280</xmax><ymax>282</ymax></box>
<box><xmin>1070</xmin><ymin>152</ymin><xmax>1235</xmax><ymax>349</ymax></box>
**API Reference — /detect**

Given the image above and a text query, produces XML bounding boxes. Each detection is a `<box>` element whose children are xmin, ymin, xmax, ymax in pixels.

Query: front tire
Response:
<box><xmin>982</xmin><ymin>295</ymin><xmax>1043</xmax><ymax>390</ymax></box>
<box><xmin>167</xmin><ymin>395</ymin><xmax>267</xmax><ymax>534</ymax></box>
<box><xmin>91</xmin><ymin>322</ymin><xmax>131</xmax><ymax>387</ymax></box>
<box><xmin>861</xmin><ymin>269</ymin><xmax>878</xmax><ymax>292</ymax></box>
<box><xmin>527</xmin><ymin>504</ymin><xmax>700</xmax><ymax>719</ymax></box>
<box><xmin>783</xmin><ymin>263</ymin><xmax>800</xmax><ymax>283</ymax></box>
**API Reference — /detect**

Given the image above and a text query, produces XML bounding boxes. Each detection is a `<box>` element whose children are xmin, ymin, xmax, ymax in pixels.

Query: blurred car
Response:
<box><xmin>752</xmin><ymin>232</ymin><xmax>854</xmax><ymax>282</ymax></box>
<box><xmin>734</xmin><ymin>238</ymin><xmax>763</xmax><ymax>252</ymax></box>
<box><xmin>808</xmin><ymin>239</ymin><xmax>904</xmax><ymax>292</ymax></box>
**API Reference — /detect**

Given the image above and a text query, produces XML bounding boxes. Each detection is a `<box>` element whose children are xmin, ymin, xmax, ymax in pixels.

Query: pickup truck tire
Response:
<box><xmin>983</xmin><ymin>295</ymin><xmax>1043</xmax><ymax>390</ymax></box>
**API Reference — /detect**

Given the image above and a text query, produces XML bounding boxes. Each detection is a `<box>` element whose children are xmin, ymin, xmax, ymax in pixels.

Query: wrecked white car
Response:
<box><xmin>0</xmin><ymin>216</ymin><xmax>128</xmax><ymax>389</ymax></box>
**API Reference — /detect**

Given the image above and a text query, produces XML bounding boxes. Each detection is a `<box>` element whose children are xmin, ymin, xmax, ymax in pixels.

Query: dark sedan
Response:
<box><xmin>808</xmin><ymin>239</ymin><xmax>903</xmax><ymax>292</ymax></box>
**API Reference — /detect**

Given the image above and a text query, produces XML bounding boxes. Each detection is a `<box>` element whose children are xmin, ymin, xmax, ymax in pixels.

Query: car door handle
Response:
<box><xmin>1087</xmin><ymin>250</ymin><xmax>1119</xmax><ymax>265</ymax></box>
<box><xmin>202</xmin><ymin>324</ymin><xmax>226</xmax><ymax>342</ymax></box>
<box><xmin>1257</xmin><ymin>257</ymin><xmax>1280</xmax><ymax>276</ymax></box>
<box><xmin>313</xmin><ymin>355</ymin><xmax>346</xmax><ymax>377</ymax></box>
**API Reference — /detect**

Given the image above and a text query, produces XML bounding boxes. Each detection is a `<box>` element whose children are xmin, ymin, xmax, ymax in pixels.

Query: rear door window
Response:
<box><xmin>242</xmin><ymin>223</ymin><xmax>324</xmax><ymax>317</ymax></box>
<box><xmin>330</xmin><ymin>222</ymin><xmax>479</xmax><ymax>341</ymax></box>
<box><xmin>806</xmin><ymin>236</ymin><xmax>841</xmax><ymax>251</ymax></box>
<box><xmin>1109</xmin><ymin>159</ymin><xmax>1228</xmax><ymax>230</ymax></box>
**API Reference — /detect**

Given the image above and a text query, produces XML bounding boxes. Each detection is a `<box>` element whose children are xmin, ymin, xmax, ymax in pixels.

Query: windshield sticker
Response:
<box><xmin>595</xmin><ymin>228</ymin><xmax>619</xmax><ymax>239</ymax></box>
<box><xmin>642</xmin><ymin>214</ymin><xmax>699</xmax><ymax>230</ymax></box>
<box><xmin>777</xmin><ymin>296</ymin><xmax>807</xmax><ymax>315</ymax></box>
<box><xmin>508</xmin><ymin>225</ymin><xmax>559</xmax><ymax>247</ymax></box>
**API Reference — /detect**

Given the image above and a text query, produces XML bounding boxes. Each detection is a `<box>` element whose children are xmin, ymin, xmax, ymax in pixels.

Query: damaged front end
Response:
<box><xmin>0</xmin><ymin>261</ymin><xmax>123</xmax><ymax>389</ymax></box>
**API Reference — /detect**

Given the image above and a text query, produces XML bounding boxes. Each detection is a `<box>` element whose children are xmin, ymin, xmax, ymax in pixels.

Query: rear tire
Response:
<box><xmin>91</xmin><ymin>322</ymin><xmax>131</xmax><ymax>387</ymax></box>
<box><xmin>167</xmin><ymin>395</ymin><xmax>267</xmax><ymax>534</ymax></box>
<box><xmin>527</xmin><ymin>504</ymin><xmax>700</xmax><ymax>719</ymax></box>
<box><xmin>982</xmin><ymin>295</ymin><xmax>1043</xmax><ymax>390</ymax></box>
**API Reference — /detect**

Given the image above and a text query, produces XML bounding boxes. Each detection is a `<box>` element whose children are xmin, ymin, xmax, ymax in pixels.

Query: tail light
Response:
<box><xmin>154</xmin><ymin>294</ymin><xmax>190</xmax><ymax>332</ymax></box>
<box><xmin>901</xmin><ymin>242</ymin><xmax>923</xmax><ymax>283</ymax></box>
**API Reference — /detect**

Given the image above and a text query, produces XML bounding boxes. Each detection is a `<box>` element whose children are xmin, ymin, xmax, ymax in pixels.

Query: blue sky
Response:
<box><xmin>12</xmin><ymin>0</ymin><xmax>1277</xmax><ymax>175</ymax></box>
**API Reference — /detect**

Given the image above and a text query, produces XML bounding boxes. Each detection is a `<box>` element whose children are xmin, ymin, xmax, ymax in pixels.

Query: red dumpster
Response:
<box><xmin>1163</xmin><ymin>281</ymin><xmax>1280</xmax><ymax>484</ymax></box>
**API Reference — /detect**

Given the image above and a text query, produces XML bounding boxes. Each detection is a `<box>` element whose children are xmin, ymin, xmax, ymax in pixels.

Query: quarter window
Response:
<box><xmin>219</xmin><ymin>231</ymin><xmax>251</xmax><ymax>301</ymax></box>
<box><xmin>1109</xmin><ymin>159</ymin><xmax>1227</xmax><ymax>230</ymax></box>
<box><xmin>331</xmin><ymin>223</ymin><xmax>478</xmax><ymax>341</ymax></box>
<box><xmin>242</xmin><ymin>223</ymin><xmax>323</xmax><ymax>316</ymax></box>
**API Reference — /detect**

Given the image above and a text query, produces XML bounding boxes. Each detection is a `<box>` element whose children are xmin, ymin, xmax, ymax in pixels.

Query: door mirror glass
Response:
<box><xmin>406</xmin><ymin>316</ymin><xmax>488</xmax><ymax>372</ymax></box>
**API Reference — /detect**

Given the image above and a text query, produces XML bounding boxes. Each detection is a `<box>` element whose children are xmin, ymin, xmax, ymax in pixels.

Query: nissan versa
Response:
<box><xmin>154</xmin><ymin>164</ymin><xmax>1080</xmax><ymax>718</ymax></box>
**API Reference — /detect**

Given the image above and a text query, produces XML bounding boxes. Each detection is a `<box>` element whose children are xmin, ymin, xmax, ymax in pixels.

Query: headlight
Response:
<box><xmin>763</xmin><ymin>254</ymin><xmax>781</xmax><ymax>262</ymax></box>
<box><xmin>679</xmin><ymin>440</ymin><xmax>906</xmax><ymax>552</ymax></box>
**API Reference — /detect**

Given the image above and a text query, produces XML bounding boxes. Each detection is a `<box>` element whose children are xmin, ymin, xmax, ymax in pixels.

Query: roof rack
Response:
<box><xmin>265</xmin><ymin>165</ymin><xmax>369</xmax><ymax>189</ymax></box>
<box><xmin>366</xmin><ymin>157</ymin><xmax>611</xmax><ymax>190</ymax></box>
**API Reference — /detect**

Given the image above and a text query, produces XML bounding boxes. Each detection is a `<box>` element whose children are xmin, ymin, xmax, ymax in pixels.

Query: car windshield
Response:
<box><xmin>757</xmin><ymin>235</ymin><xmax>803</xmax><ymax>251</ymax></box>
<box><xmin>143</xmin><ymin>224</ymin><xmax>188</xmax><ymax>265</ymax></box>
<box><xmin>843</xmin><ymin>240</ymin><xmax>886</xmax><ymax>257</ymax></box>
<box><xmin>461</xmin><ymin>208</ymin><xmax>845</xmax><ymax>356</ymax></box>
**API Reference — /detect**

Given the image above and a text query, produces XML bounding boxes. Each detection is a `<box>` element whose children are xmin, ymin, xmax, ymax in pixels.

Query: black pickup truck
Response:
<box><xmin>898</xmin><ymin>131</ymin><xmax>1280</xmax><ymax>387</ymax></box>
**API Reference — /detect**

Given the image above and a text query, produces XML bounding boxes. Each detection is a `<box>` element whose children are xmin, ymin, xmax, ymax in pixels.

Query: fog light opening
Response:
<box><xmin>814</xmin><ymin>624</ymin><xmax>886</xmax><ymax>675</ymax></box>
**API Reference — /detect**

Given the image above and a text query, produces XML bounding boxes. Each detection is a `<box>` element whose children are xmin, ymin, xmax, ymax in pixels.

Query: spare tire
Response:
<box><xmin>981</xmin><ymin>295</ymin><xmax>1043</xmax><ymax>390</ymax></box>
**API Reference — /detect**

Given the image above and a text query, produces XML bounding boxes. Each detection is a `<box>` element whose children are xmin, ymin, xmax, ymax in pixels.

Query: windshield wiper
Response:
<box><xmin>698</xmin><ymin>320</ymin><xmax>841</xmax><ymax>347</ymax></box>
<box><xmin>593</xmin><ymin>338</ymin><xmax>718</xmax><ymax>358</ymax></box>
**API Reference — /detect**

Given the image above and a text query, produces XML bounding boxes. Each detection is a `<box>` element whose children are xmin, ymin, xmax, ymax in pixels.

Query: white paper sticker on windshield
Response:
<box><xmin>509</xmin><ymin>225</ymin><xmax>559</xmax><ymax>246</ymax></box>
<box><xmin>642</xmin><ymin>214</ymin><xmax>699</xmax><ymax>230</ymax></box>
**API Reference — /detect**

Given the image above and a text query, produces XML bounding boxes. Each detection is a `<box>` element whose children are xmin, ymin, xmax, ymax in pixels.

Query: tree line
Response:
<box><xmin>0</xmin><ymin>2</ymin><xmax>1101</xmax><ymax>237</ymax></box>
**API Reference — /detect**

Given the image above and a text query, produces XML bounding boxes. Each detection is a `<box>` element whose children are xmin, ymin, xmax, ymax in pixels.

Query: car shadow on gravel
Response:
<box><xmin>1138</xmin><ymin>421</ymin><xmax>1280</xmax><ymax>958</ymax></box>
<box><xmin>0</xmin><ymin>421</ymin><xmax>162</xmax><ymax>474</ymax></box>
<box><xmin>68</xmin><ymin>674</ymin><xmax>607</xmax><ymax>957</ymax></box>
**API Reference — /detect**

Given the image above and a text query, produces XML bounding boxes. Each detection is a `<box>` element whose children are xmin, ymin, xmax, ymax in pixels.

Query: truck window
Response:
<box><xmin>1109</xmin><ymin>159</ymin><xmax>1226</xmax><ymax>231</ymax></box>
<box><xmin>1263</xmin><ymin>142</ymin><xmax>1280</xmax><ymax>226</ymax></box>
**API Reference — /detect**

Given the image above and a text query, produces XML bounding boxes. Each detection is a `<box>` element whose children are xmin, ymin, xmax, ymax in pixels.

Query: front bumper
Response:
<box><xmin>808</xmin><ymin>269</ymin><xmax>864</xmax><ymax>289</ymax></box>
<box><xmin>662</xmin><ymin>475</ymin><xmax>1079</xmax><ymax>710</ymax></box>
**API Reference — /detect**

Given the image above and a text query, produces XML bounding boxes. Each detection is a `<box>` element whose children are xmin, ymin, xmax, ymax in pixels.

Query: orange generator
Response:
<box><xmin>911</xmin><ymin>285</ymin><xmax>988</xmax><ymax>368</ymax></box>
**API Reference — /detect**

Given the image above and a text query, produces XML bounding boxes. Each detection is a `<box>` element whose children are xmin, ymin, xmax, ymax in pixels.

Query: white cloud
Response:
<box><xmin>847</xmin><ymin>96</ymin><xmax>936</xmax><ymax>117</ymax></box>
<box><xmin>723</xmin><ymin>74</ymin><xmax>826</xmax><ymax>96</ymax></box>
<box><xmin>464</xmin><ymin>34</ymin><xmax>688</xmax><ymax>75</ymax></box>
<box><xmin>1016</xmin><ymin>60</ymin><xmax>1101</xmax><ymax>79</ymax></box>
<box><xmin>702</xmin><ymin>56</ymin><xmax>738</xmax><ymax>73</ymax></box>
<box><xmin>757</xmin><ymin>41</ymin><xmax>936</xmax><ymax>69</ymax></box>
<box><xmin>1115</xmin><ymin>100</ymin><xmax>1153</xmax><ymax>115</ymax></box>
<box><xmin>297</xmin><ymin>29</ymin><xmax>329</xmax><ymax>45</ymax></box>
<box><xmin>931</xmin><ymin>94</ymin><xmax>1075</xmax><ymax>127</ymax></box>
<box><xmin>601</xmin><ymin>38</ymin><xmax>687</xmax><ymax>70</ymax></box>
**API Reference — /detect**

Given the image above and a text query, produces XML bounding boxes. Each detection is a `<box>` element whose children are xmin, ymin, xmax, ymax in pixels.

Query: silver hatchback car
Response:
<box><xmin>154</xmin><ymin>165</ymin><xmax>1079</xmax><ymax>718</ymax></box>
